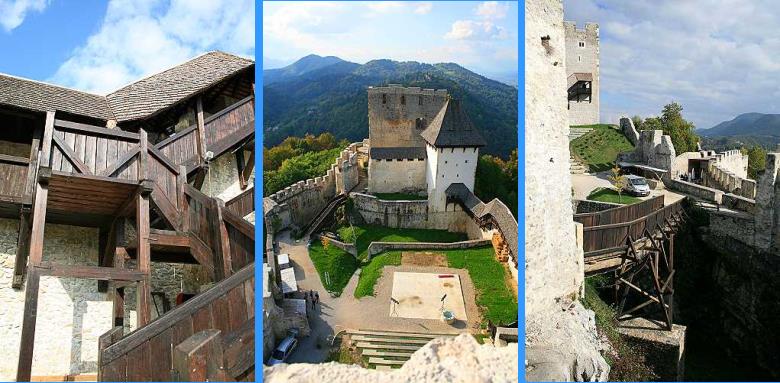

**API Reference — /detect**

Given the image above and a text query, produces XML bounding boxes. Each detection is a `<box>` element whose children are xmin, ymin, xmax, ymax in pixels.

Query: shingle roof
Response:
<box><xmin>421</xmin><ymin>99</ymin><xmax>486</xmax><ymax>148</ymax></box>
<box><xmin>0</xmin><ymin>51</ymin><xmax>253</xmax><ymax>123</ymax></box>
<box><xmin>370</xmin><ymin>147</ymin><xmax>426</xmax><ymax>160</ymax></box>
<box><xmin>107</xmin><ymin>51</ymin><xmax>254</xmax><ymax>122</ymax></box>
<box><xmin>0</xmin><ymin>74</ymin><xmax>113</xmax><ymax>120</ymax></box>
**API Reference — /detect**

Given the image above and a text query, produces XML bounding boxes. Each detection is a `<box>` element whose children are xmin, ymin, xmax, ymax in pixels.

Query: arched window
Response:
<box><xmin>400</xmin><ymin>95</ymin><xmax>406</xmax><ymax>105</ymax></box>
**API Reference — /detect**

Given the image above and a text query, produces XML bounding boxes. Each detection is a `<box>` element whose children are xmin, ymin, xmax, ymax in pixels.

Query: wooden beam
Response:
<box><xmin>16</xmin><ymin>268</ymin><xmax>42</xmax><ymax>381</ymax></box>
<box><xmin>12</xmin><ymin>207</ymin><xmax>31</xmax><ymax>289</ymax></box>
<box><xmin>35</xmin><ymin>264</ymin><xmax>147</xmax><ymax>281</ymax></box>
<box><xmin>136</xmin><ymin>190</ymin><xmax>152</xmax><ymax>327</ymax></box>
<box><xmin>235</xmin><ymin>150</ymin><xmax>247</xmax><ymax>190</ymax></box>
<box><xmin>148</xmin><ymin>146</ymin><xmax>180</xmax><ymax>175</ymax></box>
<box><xmin>39</xmin><ymin>112</ymin><xmax>55</xmax><ymax>168</ymax></box>
<box><xmin>173</xmin><ymin>330</ymin><xmax>226</xmax><ymax>381</ymax></box>
<box><xmin>177</xmin><ymin>165</ymin><xmax>189</xmax><ymax>232</ymax></box>
<box><xmin>100</xmin><ymin>147</ymin><xmax>139</xmax><ymax>178</ymax></box>
<box><xmin>222</xmin><ymin>209</ymin><xmax>254</xmax><ymax>240</ymax></box>
<box><xmin>241</xmin><ymin>149</ymin><xmax>254</xmax><ymax>191</ymax></box>
<box><xmin>23</xmin><ymin>126</ymin><xmax>42</xmax><ymax>205</ymax></box>
<box><xmin>113</xmin><ymin>247</ymin><xmax>128</xmax><ymax>327</ymax></box>
<box><xmin>149</xmin><ymin>228</ymin><xmax>191</xmax><ymax>251</ymax></box>
<box><xmin>51</xmin><ymin>134</ymin><xmax>90</xmax><ymax>174</ymax></box>
<box><xmin>189</xmin><ymin>234</ymin><xmax>216</xmax><ymax>279</ymax></box>
<box><xmin>54</xmin><ymin>119</ymin><xmax>139</xmax><ymax>141</ymax></box>
<box><xmin>196</xmin><ymin>97</ymin><xmax>206</xmax><ymax>161</ymax></box>
<box><xmin>150</xmin><ymin>186</ymin><xmax>180</xmax><ymax>231</ymax></box>
<box><xmin>214</xmin><ymin>200</ymin><xmax>232</xmax><ymax>278</ymax></box>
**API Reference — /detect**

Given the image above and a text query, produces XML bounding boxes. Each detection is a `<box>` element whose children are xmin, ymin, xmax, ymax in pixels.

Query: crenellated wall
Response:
<box><xmin>703</xmin><ymin>150</ymin><xmax>754</xmax><ymax>199</ymax></box>
<box><xmin>264</xmin><ymin>142</ymin><xmax>363</xmax><ymax>231</ymax></box>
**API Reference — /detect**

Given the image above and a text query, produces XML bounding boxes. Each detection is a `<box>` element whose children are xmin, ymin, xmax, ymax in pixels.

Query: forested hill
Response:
<box><xmin>263</xmin><ymin>54</ymin><xmax>518</xmax><ymax>158</ymax></box>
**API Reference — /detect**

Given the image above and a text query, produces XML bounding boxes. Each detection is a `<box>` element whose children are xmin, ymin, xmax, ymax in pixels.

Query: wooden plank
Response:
<box><xmin>95</xmin><ymin>136</ymin><xmax>107</xmax><ymax>175</ymax></box>
<box><xmin>101</xmin><ymin>147</ymin><xmax>139</xmax><ymax>178</ymax></box>
<box><xmin>221</xmin><ymin>319</ymin><xmax>253</xmax><ymax>379</ymax></box>
<box><xmin>12</xmin><ymin>208</ymin><xmax>31</xmax><ymax>289</ymax></box>
<box><xmin>151</xmin><ymin>185</ymin><xmax>180</xmax><ymax>230</ymax></box>
<box><xmin>0</xmin><ymin>153</ymin><xmax>29</xmax><ymax>165</ymax></box>
<box><xmin>125</xmin><ymin>341</ymin><xmax>152</xmax><ymax>382</ymax></box>
<box><xmin>177</xmin><ymin>165</ymin><xmax>188</xmax><ymax>232</ymax></box>
<box><xmin>148</xmin><ymin>146</ymin><xmax>180</xmax><ymax>175</ymax></box>
<box><xmin>54</xmin><ymin>119</ymin><xmax>139</xmax><ymax>140</ymax></box>
<box><xmin>97</xmin><ymin>326</ymin><xmax>124</xmax><ymax>381</ymax></box>
<box><xmin>189</xmin><ymin>234</ymin><xmax>216</xmax><ymax>278</ymax></box>
<box><xmin>155</xmin><ymin>125</ymin><xmax>198</xmax><ymax>150</ymax></box>
<box><xmin>84</xmin><ymin>135</ymin><xmax>97</xmax><ymax>174</ymax></box>
<box><xmin>51</xmin><ymin>131</ymin><xmax>63</xmax><ymax>172</ymax></box>
<box><xmin>222</xmin><ymin>209</ymin><xmax>254</xmax><ymax>240</ymax></box>
<box><xmin>192</xmin><ymin>305</ymin><xmax>214</xmax><ymax>333</ymax></box>
<box><xmin>173</xmin><ymin>329</ymin><xmax>225</xmax><ymax>381</ymax></box>
<box><xmin>52</xmin><ymin>134</ymin><xmax>90</xmax><ymax>174</ymax></box>
<box><xmin>39</xmin><ymin>112</ymin><xmax>55</xmax><ymax>168</ymax></box>
<box><xmin>136</xmin><ymin>188</ymin><xmax>152</xmax><ymax>327</ymax></box>
<box><xmin>196</xmin><ymin>97</ymin><xmax>206</xmax><ymax>161</ymax></box>
<box><xmin>100</xmin><ymin>355</ymin><xmax>127</xmax><ymax>382</ymax></box>
<box><xmin>149</xmin><ymin>327</ymin><xmax>173</xmax><ymax>381</ymax></box>
<box><xmin>211</xmin><ymin>295</ymin><xmax>231</xmax><ymax>335</ymax></box>
<box><xmin>226</xmin><ymin>285</ymin><xmax>246</xmax><ymax>331</ymax></box>
<box><xmin>214</xmin><ymin>200</ymin><xmax>232</xmax><ymax>278</ymax></box>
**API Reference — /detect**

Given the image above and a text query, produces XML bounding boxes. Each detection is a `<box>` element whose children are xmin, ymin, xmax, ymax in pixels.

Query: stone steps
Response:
<box><xmin>368</xmin><ymin>357</ymin><xmax>406</xmax><ymax>366</ymax></box>
<box><xmin>350</xmin><ymin>329</ymin><xmax>454</xmax><ymax>339</ymax></box>
<box><xmin>569</xmin><ymin>127</ymin><xmax>593</xmax><ymax>141</ymax></box>
<box><xmin>351</xmin><ymin>335</ymin><xmax>431</xmax><ymax>345</ymax></box>
<box><xmin>362</xmin><ymin>349</ymin><xmax>415</xmax><ymax>358</ymax></box>
<box><xmin>570</xmin><ymin>156</ymin><xmax>588</xmax><ymax>174</ymax></box>
<box><xmin>355</xmin><ymin>342</ymin><xmax>421</xmax><ymax>351</ymax></box>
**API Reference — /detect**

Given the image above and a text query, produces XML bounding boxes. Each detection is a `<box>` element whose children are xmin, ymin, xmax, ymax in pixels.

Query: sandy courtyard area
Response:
<box><xmin>390</xmin><ymin>271</ymin><xmax>468</xmax><ymax>321</ymax></box>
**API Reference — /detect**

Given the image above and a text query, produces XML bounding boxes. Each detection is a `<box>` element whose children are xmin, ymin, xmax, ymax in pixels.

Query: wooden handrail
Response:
<box><xmin>582</xmin><ymin>199</ymin><xmax>683</xmax><ymax>232</ymax></box>
<box><xmin>54</xmin><ymin>119</ymin><xmax>140</xmax><ymax>141</ymax></box>
<box><xmin>100</xmin><ymin>263</ymin><xmax>254</xmax><ymax>365</ymax></box>
<box><xmin>154</xmin><ymin>125</ymin><xmax>198</xmax><ymax>150</ymax></box>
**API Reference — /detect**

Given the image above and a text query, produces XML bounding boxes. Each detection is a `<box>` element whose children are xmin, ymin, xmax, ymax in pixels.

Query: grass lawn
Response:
<box><xmin>337</xmin><ymin>225</ymin><xmax>467</xmax><ymax>260</ymax></box>
<box><xmin>373</xmin><ymin>192</ymin><xmax>427</xmax><ymax>201</ymax></box>
<box><xmin>308</xmin><ymin>241</ymin><xmax>358</xmax><ymax>296</ymax></box>
<box><xmin>355</xmin><ymin>245</ymin><xmax>517</xmax><ymax>326</ymax></box>
<box><xmin>353</xmin><ymin>251</ymin><xmax>402</xmax><ymax>298</ymax></box>
<box><xmin>570</xmin><ymin>124</ymin><xmax>634</xmax><ymax>172</ymax></box>
<box><xmin>587</xmin><ymin>187</ymin><xmax>643</xmax><ymax>205</ymax></box>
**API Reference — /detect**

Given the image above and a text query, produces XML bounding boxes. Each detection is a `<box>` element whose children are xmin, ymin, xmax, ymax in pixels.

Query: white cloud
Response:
<box><xmin>0</xmin><ymin>0</ymin><xmax>47</xmax><ymax>32</ymax></box>
<box><xmin>564</xmin><ymin>0</ymin><xmax>780</xmax><ymax>129</ymax></box>
<box><xmin>50</xmin><ymin>0</ymin><xmax>254</xmax><ymax>94</ymax></box>
<box><xmin>445</xmin><ymin>20</ymin><xmax>506</xmax><ymax>40</ymax></box>
<box><xmin>414</xmin><ymin>2</ymin><xmax>433</xmax><ymax>15</ymax></box>
<box><xmin>476</xmin><ymin>1</ymin><xmax>508</xmax><ymax>20</ymax></box>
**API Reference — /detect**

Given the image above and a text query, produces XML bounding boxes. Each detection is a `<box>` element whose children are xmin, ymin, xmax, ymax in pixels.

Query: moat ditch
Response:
<box><xmin>587</xmin><ymin>202</ymin><xmax>777</xmax><ymax>381</ymax></box>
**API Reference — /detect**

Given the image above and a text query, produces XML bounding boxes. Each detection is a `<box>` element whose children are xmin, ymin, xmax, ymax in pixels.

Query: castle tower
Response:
<box><xmin>366</xmin><ymin>85</ymin><xmax>448</xmax><ymax>194</ymax></box>
<box><xmin>421</xmin><ymin>98</ymin><xmax>486</xmax><ymax>212</ymax></box>
<box><xmin>564</xmin><ymin>21</ymin><xmax>599</xmax><ymax>126</ymax></box>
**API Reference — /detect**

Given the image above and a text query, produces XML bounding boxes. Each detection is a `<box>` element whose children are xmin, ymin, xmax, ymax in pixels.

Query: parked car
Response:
<box><xmin>267</xmin><ymin>330</ymin><xmax>299</xmax><ymax>366</ymax></box>
<box><xmin>624</xmin><ymin>175</ymin><xmax>651</xmax><ymax>196</ymax></box>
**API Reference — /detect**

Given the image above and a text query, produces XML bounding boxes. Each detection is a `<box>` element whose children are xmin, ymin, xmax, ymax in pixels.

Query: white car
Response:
<box><xmin>624</xmin><ymin>175</ymin><xmax>651</xmax><ymax>196</ymax></box>
<box><xmin>267</xmin><ymin>329</ymin><xmax>299</xmax><ymax>366</ymax></box>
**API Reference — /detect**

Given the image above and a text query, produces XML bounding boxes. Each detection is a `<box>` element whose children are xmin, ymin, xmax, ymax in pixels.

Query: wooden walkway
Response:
<box><xmin>577</xmin><ymin>196</ymin><xmax>687</xmax><ymax>330</ymax></box>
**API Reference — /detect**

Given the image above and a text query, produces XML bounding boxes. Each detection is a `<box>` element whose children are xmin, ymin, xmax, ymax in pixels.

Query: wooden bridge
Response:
<box><xmin>1</xmin><ymin>95</ymin><xmax>255</xmax><ymax>381</ymax></box>
<box><xmin>575</xmin><ymin>195</ymin><xmax>687</xmax><ymax>330</ymax></box>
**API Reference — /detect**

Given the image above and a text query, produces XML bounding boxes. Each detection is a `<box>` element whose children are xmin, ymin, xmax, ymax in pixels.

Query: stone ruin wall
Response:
<box><xmin>264</xmin><ymin>142</ymin><xmax>363</xmax><ymax>231</ymax></box>
<box><xmin>702</xmin><ymin>150</ymin><xmax>755</xmax><ymax>199</ymax></box>
<box><xmin>564</xmin><ymin>21</ymin><xmax>600</xmax><ymax>126</ymax></box>
<box><xmin>525</xmin><ymin>0</ymin><xmax>609</xmax><ymax>380</ymax></box>
<box><xmin>619</xmin><ymin>117</ymin><xmax>639</xmax><ymax>145</ymax></box>
<box><xmin>351</xmin><ymin>192</ymin><xmax>482</xmax><ymax>234</ymax></box>
<box><xmin>367</xmin><ymin>86</ymin><xmax>448</xmax><ymax>149</ymax></box>
<box><xmin>367</xmin><ymin>157</ymin><xmax>427</xmax><ymax>194</ymax></box>
<box><xmin>618</xmin><ymin>129</ymin><xmax>676</xmax><ymax>174</ymax></box>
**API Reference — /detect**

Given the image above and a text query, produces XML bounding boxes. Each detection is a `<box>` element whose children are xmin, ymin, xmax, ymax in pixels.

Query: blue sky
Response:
<box><xmin>564</xmin><ymin>0</ymin><xmax>780</xmax><ymax>129</ymax></box>
<box><xmin>262</xmin><ymin>1</ymin><xmax>518</xmax><ymax>81</ymax></box>
<box><xmin>0</xmin><ymin>0</ymin><xmax>254</xmax><ymax>94</ymax></box>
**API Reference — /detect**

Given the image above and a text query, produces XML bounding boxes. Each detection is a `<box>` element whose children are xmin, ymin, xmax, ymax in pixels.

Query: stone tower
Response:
<box><xmin>564</xmin><ymin>21</ymin><xmax>599</xmax><ymax>126</ymax></box>
<box><xmin>421</xmin><ymin>98</ymin><xmax>485</xmax><ymax>212</ymax></box>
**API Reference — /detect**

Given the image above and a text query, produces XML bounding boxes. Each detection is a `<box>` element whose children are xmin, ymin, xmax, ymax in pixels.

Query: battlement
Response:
<box><xmin>564</xmin><ymin>21</ymin><xmax>599</xmax><ymax>35</ymax></box>
<box><xmin>368</xmin><ymin>85</ymin><xmax>448</xmax><ymax>97</ymax></box>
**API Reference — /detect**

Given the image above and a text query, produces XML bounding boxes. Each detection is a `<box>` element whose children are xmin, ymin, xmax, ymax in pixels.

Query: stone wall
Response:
<box><xmin>618</xmin><ymin>117</ymin><xmax>639</xmax><ymax>145</ymax></box>
<box><xmin>367</xmin><ymin>86</ymin><xmax>448</xmax><ymax>149</ymax></box>
<box><xmin>526</xmin><ymin>1</ymin><xmax>609</xmax><ymax>380</ymax></box>
<box><xmin>366</xmin><ymin>158</ymin><xmax>426</xmax><ymax>194</ymax></box>
<box><xmin>0</xmin><ymin>219</ymin><xmax>111</xmax><ymax>380</ymax></box>
<box><xmin>265</xmin><ymin>142</ymin><xmax>363</xmax><ymax>231</ymax></box>
<box><xmin>703</xmin><ymin>150</ymin><xmax>754</xmax><ymax>198</ymax></box>
<box><xmin>201</xmin><ymin>146</ymin><xmax>256</xmax><ymax>203</ymax></box>
<box><xmin>365</xmin><ymin>239</ymin><xmax>492</xmax><ymax>259</ymax></box>
<box><xmin>721</xmin><ymin>193</ymin><xmax>756</xmax><ymax>214</ymax></box>
<box><xmin>667</xmin><ymin>179</ymin><xmax>724</xmax><ymax>204</ymax></box>
<box><xmin>709</xmin><ymin>211</ymin><xmax>756</xmax><ymax>248</ymax></box>
<box><xmin>619</xmin><ymin>130</ymin><xmax>676</xmax><ymax>172</ymax></box>
<box><xmin>351</xmin><ymin>192</ymin><xmax>478</xmax><ymax>233</ymax></box>
<box><xmin>573</xmin><ymin>199</ymin><xmax>620</xmax><ymax>214</ymax></box>
<box><xmin>564</xmin><ymin>21</ymin><xmax>600</xmax><ymax>126</ymax></box>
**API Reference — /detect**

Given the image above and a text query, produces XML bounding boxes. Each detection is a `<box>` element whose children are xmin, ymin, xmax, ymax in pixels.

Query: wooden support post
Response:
<box><xmin>12</xmin><ymin>207</ymin><xmax>31</xmax><ymax>289</ymax></box>
<box><xmin>235</xmin><ymin>149</ymin><xmax>247</xmax><ymax>190</ymax></box>
<box><xmin>136</xmin><ymin>129</ymin><xmax>152</xmax><ymax>327</ymax></box>
<box><xmin>15</xmin><ymin>268</ymin><xmax>41</xmax><ymax>382</ymax></box>
<box><xmin>196</xmin><ymin>97</ymin><xmax>207</xmax><ymax>162</ymax></box>
<box><xmin>23</xmin><ymin>125</ymin><xmax>42</xmax><ymax>205</ymax></box>
<box><xmin>114</xmin><ymin>247</ymin><xmax>128</xmax><ymax>327</ymax></box>
<box><xmin>173</xmin><ymin>330</ymin><xmax>227</xmax><ymax>381</ymax></box>
<box><xmin>177</xmin><ymin>165</ymin><xmax>189</xmax><ymax>232</ymax></box>
<box><xmin>214</xmin><ymin>199</ymin><xmax>233</xmax><ymax>278</ymax></box>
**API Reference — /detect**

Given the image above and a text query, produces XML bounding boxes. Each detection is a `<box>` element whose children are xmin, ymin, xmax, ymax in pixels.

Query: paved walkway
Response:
<box><xmin>572</xmin><ymin>171</ymin><xmax>686</xmax><ymax>205</ymax></box>
<box><xmin>276</xmin><ymin>230</ymin><xmax>476</xmax><ymax>363</ymax></box>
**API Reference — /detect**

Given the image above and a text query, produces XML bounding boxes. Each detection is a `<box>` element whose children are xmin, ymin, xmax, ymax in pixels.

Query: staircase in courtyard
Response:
<box><xmin>302</xmin><ymin>194</ymin><xmax>347</xmax><ymax>237</ymax></box>
<box><xmin>570</xmin><ymin>155</ymin><xmax>587</xmax><ymax>174</ymax></box>
<box><xmin>345</xmin><ymin>329</ymin><xmax>458</xmax><ymax>369</ymax></box>
<box><xmin>569</xmin><ymin>127</ymin><xmax>593</xmax><ymax>141</ymax></box>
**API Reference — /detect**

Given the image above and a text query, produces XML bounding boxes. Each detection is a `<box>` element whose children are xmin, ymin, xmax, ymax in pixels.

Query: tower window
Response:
<box><xmin>578</xmin><ymin>41</ymin><xmax>585</xmax><ymax>48</ymax></box>
<box><xmin>418</xmin><ymin>96</ymin><xmax>423</xmax><ymax>106</ymax></box>
<box><xmin>415</xmin><ymin>117</ymin><xmax>426</xmax><ymax>130</ymax></box>
<box><xmin>401</xmin><ymin>95</ymin><xmax>405</xmax><ymax>105</ymax></box>
<box><xmin>578</xmin><ymin>55</ymin><xmax>581</xmax><ymax>62</ymax></box>
<box><xmin>382</xmin><ymin>94</ymin><xmax>387</xmax><ymax>104</ymax></box>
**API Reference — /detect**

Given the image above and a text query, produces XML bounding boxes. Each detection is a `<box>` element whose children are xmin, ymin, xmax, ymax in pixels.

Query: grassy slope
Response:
<box><xmin>570</xmin><ymin>124</ymin><xmax>634</xmax><ymax>172</ymax></box>
<box><xmin>587</xmin><ymin>187</ymin><xmax>643</xmax><ymax>205</ymax></box>
<box><xmin>355</xmin><ymin>246</ymin><xmax>517</xmax><ymax>325</ymax></box>
<box><xmin>308</xmin><ymin>241</ymin><xmax>358</xmax><ymax>296</ymax></box>
<box><xmin>337</xmin><ymin>225</ymin><xmax>467</xmax><ymax>260</ymax></box>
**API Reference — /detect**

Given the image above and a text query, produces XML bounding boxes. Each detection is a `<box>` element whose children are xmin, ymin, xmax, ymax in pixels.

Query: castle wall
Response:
<box><xmin>201</xmin><ymin>146</ymin><xmax>256</xmax><ymax>203</ymax></box>
<box><xmin>351</xmin><ymin>192</ymin><xmax>480</xmax><ymax>234</ymax></box>
<box><xmin>367</xmin><ymin>86</ymin><xmax>448</xmax><ymax>149</ymax></box>
<box><xmin>564</xmin><ymin>21</ymin><xmax>600</xmax><ymax>126</ymax></box>
<box><xmin>367</xmin><ymin>158</ymin><xmax>426</xmax><ymax>194</ymax></box>
<box><xmin>702</xmin><ymin>150</ymin><xmax>754</xmax><ymax>199</ymax></box>
<box><xmin>619</xmin><ymin>129</ymin><xmax>676</xmax><ymax>173</ymax></box>
<box><xmin>265</xmin><ymin>143</ymin><xmax>362</xmax><ymax>231</ymax></box>
<box><xmin>0</xmin><ymin>220</ymin><xmax>110</xmax><ymax>380</ymax></box>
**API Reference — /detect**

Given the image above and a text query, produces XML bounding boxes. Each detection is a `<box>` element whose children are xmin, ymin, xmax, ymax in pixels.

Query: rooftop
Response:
<box><xmin>421</xmin><ymin>99</ymin><xmax>486</xmax><ymax>148</ymax></box>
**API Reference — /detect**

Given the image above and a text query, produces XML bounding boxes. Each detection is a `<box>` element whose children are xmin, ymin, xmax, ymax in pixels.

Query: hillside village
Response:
<box><xmin>527</xmin><ymin>1</ymin><xmax>778</xmax><ymax>381</ymax></box>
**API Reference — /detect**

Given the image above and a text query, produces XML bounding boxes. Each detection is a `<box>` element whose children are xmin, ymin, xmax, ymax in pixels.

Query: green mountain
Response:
<box><xmin>703</xmin><ymin>112</ymin><xmax>780</xmax><ymax>137</ymax></box>
<box><xmin>263</xmin><ymin>55</ymin><xmax>518</xmax><ymax>158</ymax></box>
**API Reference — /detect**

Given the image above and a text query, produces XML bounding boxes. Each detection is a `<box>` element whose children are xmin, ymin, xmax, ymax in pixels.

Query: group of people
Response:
<box><xmin>308</xmin><ymin>289</ymin><xmax>320</xmax><ymax>311</ymax></box>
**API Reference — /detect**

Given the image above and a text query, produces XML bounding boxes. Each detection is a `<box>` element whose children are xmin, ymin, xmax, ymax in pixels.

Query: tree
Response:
<box><xmin>638</xmin><ymin>103</ymin><xmax>699</xmax><ymax>153</ymax></box>
<box><xmin>745</xmin><ymin>145</ymin><xmax>767</xmax><ymax>179</ymax></box>
<box><xmin>608</xmin><ymin>166</ymin><xmax>628</xmax><ymax>203</ymax></box>
<box><xmin>631</xmin><ymin>115</ymin><xmax>643</xmax><ymax>130</ymax></box>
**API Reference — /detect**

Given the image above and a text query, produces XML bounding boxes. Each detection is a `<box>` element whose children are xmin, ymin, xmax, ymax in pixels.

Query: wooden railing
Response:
<box><xmin>98</xmin><ymin>264</ymin><xmax>254</xmax><ymax>382</ymax></box>
<box><xmin>575</xmin><ymin>195</ymin><xmax>664</xmax><ymax>227</ymax></box>
<box><xmin>49</xmin><ymin>119</ymin><xmax>142</xmax><ymax>181</ymax></box>
<box><xmin>0</xmin><ymin>154</ymin><xmax>30</xmax><ymax>203</ymax></box>
<box><xmin>155</xmin><ymin>126</ymin><xmax>200</xmax><ymax>170</ymax></box>
<box><xmin>203</xmin><ymin>95</ymin><xmax>254</xmax><ymax>156</ymax></box>
<box><xmin>582</xmin><ymin>199</ymin><xmax>684</xmax><ymax>256</ymax></box>
<box><xmin>224</xmin><ymin>187</ymin><xmax>254</xmax><ymax>218</ymax></box>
